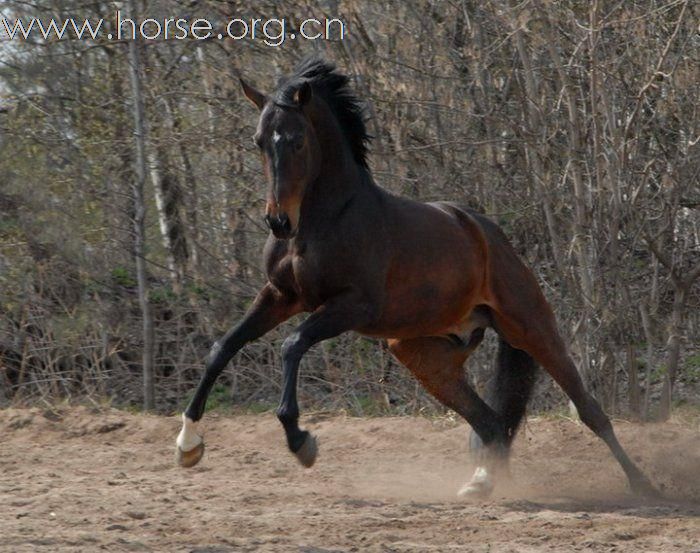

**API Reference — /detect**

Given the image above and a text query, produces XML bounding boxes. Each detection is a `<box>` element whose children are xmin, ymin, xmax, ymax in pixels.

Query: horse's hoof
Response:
<box><xmin>457</xmin><ymin>480</ymin><xmax>494</xmax><ymax>499</ymax></box>
<box><xmin>294</xmin><ymin>433</ymin><xmax>318</xmax><ymax>468</ymax></box>
<box><xmin>176</xmin><ymin>441</ymin><xmax>205</xmax><ymax>468</ymax></box>
<box><xmin>631</xmin><ymin>477</ymin><xmax>661</xmax><ymax>499</ymax></box>
<box><xmin>457</xmin><ymin>467</ymin><xmax>494</xmax><ymax>499</ymax></box>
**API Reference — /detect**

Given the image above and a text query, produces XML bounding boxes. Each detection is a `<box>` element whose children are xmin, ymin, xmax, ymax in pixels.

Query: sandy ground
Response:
<box><xmin>0</xmin><ymin>407</ymin><xmax>698</xmax><ymax>552</ymax></box>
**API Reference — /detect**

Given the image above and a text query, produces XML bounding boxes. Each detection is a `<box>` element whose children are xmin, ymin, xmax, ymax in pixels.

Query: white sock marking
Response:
<box><xmin>176</xmin><ymin>414</ymin><xmax>202</xmax><ymax>452</ymax></box>
<box><xmin>471</xmin><ymin>466</ymin><xmax>490</xmax><ymax>484</ymax></box>
<box><xmin>458</xmin><ymin>466</ymin><xmax>494</xmax><ymax>497</ymax></box>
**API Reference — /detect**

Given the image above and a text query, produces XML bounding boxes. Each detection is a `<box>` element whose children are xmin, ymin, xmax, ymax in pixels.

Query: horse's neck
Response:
<box><xmin>305</xmin><ymin>101</ymin><xmax>368</xmax><ymax>211</ymax></box>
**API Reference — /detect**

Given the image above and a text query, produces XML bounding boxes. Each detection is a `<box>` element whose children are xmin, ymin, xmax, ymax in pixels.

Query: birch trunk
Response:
<box><xmin>148</xmin><ymin>145</ymin><xmax>187</xmax><ymax>292</ymax></box>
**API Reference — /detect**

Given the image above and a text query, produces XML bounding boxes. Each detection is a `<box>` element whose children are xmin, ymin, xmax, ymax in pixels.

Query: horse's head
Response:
<box><xmin>240</xmin><ymin>78</ymin><xmax>321</xmax><ymax>240</ymax></box>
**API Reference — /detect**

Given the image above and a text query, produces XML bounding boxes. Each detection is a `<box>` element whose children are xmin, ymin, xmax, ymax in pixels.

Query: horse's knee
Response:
<box><xmin>204</xmin><ymin>339</ymin><xmax>228</xmax><ymax>374</ymax></box>
<box><xmin>208</xmin><ymin>339</ymin><xmax>222</xmax><ymax>360</ymax></box>
<box><xmin>281</xmin><ymin>332</ymin><xmax>308</xmax><ymax>364</ymax></box>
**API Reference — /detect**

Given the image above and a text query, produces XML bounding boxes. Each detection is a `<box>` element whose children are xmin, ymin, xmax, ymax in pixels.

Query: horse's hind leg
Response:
<box><xmin>388</xmin><ymin>332</ymin><xmax>508</xmax><ymax>498</ymax></box>
<box><xmin>493</xmin><ymin>309</ymin><xmax>658</xmax><ymax>497</ymax></box>
<box><xmin>465</xmin><ymin>337</ymin><xmax>538</xmax><ymax>494</ymax></box>
<box><xmin>541</xmin><ymin>344</ymin><xmax>656</xmax><ymax>496</ymax></box>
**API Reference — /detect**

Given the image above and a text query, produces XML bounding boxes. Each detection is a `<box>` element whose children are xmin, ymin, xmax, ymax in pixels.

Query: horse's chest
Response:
<box><xmin>291</xmin><ymin>248</ymin><xmax>340</xmax><ymax>307</ymax></box>
<box><xmin>267</xmin><ymin>241</ymin><xmax>333</xmax><ymax>308</ymax></box>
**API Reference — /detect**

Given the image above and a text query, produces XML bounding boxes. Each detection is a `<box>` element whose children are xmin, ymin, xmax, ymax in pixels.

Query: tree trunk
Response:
<box><xmin>127</xmin><ymin>0</ymin><xmax>155</xmax><ymax>411</ymax></box>
<box><xmin>639</xmin><ymin>303</ymin><xmax>655</xmax><ymax>421</ymax></box>
<box><xmin>658</xmin><ymin>286</ymin><xmax>686</xmax><ymax>420</ymax></box>
<box><xmin>163</xmin><ymin>97</ymin><xmax>201</xmax><ymax>282</ymax></box>
<box><xmin>626</xmin><ymin>345</ymin><xmax>641</xmax><ymax>419</ymax></box>
<box><xmin>542</xmin><ymin>9</ymin><xmax>597</xmax><ymax>393</ymax></box>
<box><xmin>148</xmin><ymin>145</ymin><xmax>188</xmax><ymax>292</ymax></box>
<box><xmin>510</xmin><ymin>26</ymin><xmax>565</xmax><ymax>281</ymax></box>
<box><xmin>647</xmin><ymin>239</ymin><xmax>700</xmax><ymax>420</ymax></box>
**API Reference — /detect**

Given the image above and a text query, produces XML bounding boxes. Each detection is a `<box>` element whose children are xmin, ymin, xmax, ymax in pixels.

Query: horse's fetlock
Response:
<box><xmin>287</xmin><ymin>429</ymin><xmax>309</xmax><ymax>453</ymax></box>
<box><xmin>276</xmin><ymin>407</ymin><xmax>298</xmax><ymax>427</ymax></box>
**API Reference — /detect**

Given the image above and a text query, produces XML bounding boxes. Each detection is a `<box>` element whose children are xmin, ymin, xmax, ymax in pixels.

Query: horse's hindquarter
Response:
<box><xmin>359</xmin><ymin>199</ymin><xmax>490</xmax><ymax>339</ymax></box>
<box><xmin>466</xmin><ymin>210</ymin><xmax>559</xmax><ymax>349</ymax></box>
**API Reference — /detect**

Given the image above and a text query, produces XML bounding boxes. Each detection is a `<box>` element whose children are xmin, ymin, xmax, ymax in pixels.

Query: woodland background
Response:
<box><xmin>0</xmin><ymin>0</ymin><xmax>698</xmax><ymax>421</ymax></box>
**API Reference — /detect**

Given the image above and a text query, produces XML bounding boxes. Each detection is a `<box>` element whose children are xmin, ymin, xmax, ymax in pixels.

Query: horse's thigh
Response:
<box><xmin>490</xmin><ymin>302</ymin><xmax>587</xmax><ymax>405</ymax></box>
<box><xmin>388</xmin><ymin>336</ymin><xmax>469</xmax><ymax>393</ymax></box>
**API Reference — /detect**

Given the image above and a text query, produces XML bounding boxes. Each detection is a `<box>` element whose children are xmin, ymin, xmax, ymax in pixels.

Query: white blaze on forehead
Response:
<box><xmin>176</xmin><ymin>413</ymin><xmax>202</xmax><ymax>452</ymax></box>
<box><xmin>272</xmin><ymin>131</ymin><xmax>282</xmax><ymax>143</ymax></box>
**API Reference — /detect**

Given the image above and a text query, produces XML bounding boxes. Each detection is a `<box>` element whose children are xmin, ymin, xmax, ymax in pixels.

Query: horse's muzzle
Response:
<box><xmin>265</xmin><ymin>212</ymin><xmax>294</xmax><ymax>239</ymax></box>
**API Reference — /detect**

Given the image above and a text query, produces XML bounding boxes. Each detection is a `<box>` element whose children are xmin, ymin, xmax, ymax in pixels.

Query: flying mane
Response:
<box><xmin>272</xmin><ymin>57</ymin><xmax>371</xmax><ymax>169</ymax></box>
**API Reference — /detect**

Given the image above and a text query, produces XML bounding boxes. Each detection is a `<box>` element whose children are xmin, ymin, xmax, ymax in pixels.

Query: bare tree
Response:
<box><xmin>127</xmin><ymin>0</ymin><xmax>155</xmax><ymax>410</ymax></box>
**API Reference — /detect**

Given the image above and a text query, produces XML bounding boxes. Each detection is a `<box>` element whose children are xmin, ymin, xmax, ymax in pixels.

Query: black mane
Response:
<box><xmin>273</xmin><ymin>56</ymin><xmax>370</xmax><ymax>169</ymax></box>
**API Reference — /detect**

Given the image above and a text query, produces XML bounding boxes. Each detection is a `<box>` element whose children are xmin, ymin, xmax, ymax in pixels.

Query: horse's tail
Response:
<box><xmin>491</xmin><ymin>337</ymin><xmax>538</xmax><ymax>438</ymax></box>
<box><xmin>470</xmin><ymin>336</ymin><xmax>538</xmax><ymax>452</ymax></box>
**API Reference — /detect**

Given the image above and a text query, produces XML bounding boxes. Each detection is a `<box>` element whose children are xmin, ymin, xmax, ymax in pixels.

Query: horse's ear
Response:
<box><xmin>294</xmin><ymin>81</ymin><xmax>312</xmax><ymax>107</ymax></box>
<box><xmin>240</xmin><ymin>78</ymin><xmax>266</xmax><ymax>110</ymax></box>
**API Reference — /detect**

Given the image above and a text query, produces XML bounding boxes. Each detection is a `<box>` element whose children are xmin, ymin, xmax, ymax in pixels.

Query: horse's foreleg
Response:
<box><xmin>276</xmin><ymin>293</ymin><xmax>377</xmax><ymax>467</ymax></box>
<box><xmin>176</xmin><ymin>284</ymin><xmax>299</xmax><ymax>468</ymax></box>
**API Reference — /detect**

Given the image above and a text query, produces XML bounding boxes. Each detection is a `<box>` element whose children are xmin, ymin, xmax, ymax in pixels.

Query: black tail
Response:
<box><xmin>470</xmin><ymin>337</ymin><xmax>538</xmax><ymax>452</ymax></box>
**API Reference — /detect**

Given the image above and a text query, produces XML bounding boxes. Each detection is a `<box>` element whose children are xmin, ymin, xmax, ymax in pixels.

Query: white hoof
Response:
<box><xmin>458</xmin><ymin>467</ymin><xmax>494</xmax><ymax>499</ymax></box>
<box><xmin>176</xmin><ymin>414</ymin><xmax>204</xmax><ymax>468</ymax></box>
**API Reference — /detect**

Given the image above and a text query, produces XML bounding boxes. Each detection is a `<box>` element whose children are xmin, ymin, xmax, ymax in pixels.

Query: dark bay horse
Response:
<box><xmin>176</xmin><ymin>57</ymin><xmax>656</xmax><ymax>498</ymax></box>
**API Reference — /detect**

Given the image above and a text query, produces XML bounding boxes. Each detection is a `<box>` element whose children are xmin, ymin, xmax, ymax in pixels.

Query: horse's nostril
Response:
<box><xmin>279</xmin><ymin>213</ymin><xmax>291</xmax><ymax>232</ymax></box>
<box><xmin>265</xmin><ymin>212</ymin><xmax>293</xmax><ymax>237</ymax></box>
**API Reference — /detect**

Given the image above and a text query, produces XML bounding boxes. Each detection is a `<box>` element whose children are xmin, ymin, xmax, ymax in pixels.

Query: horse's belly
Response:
<box><xmin>361</xmin><ymin>259</ymin><xmax>484</xmax><ymax>339</ymax></box>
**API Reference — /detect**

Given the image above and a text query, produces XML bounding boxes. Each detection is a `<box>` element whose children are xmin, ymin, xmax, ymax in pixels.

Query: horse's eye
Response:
<box><xmin>293</xmin><ymin>137</ymin><xmax>304</xmax><ymax>152</ymax></box>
